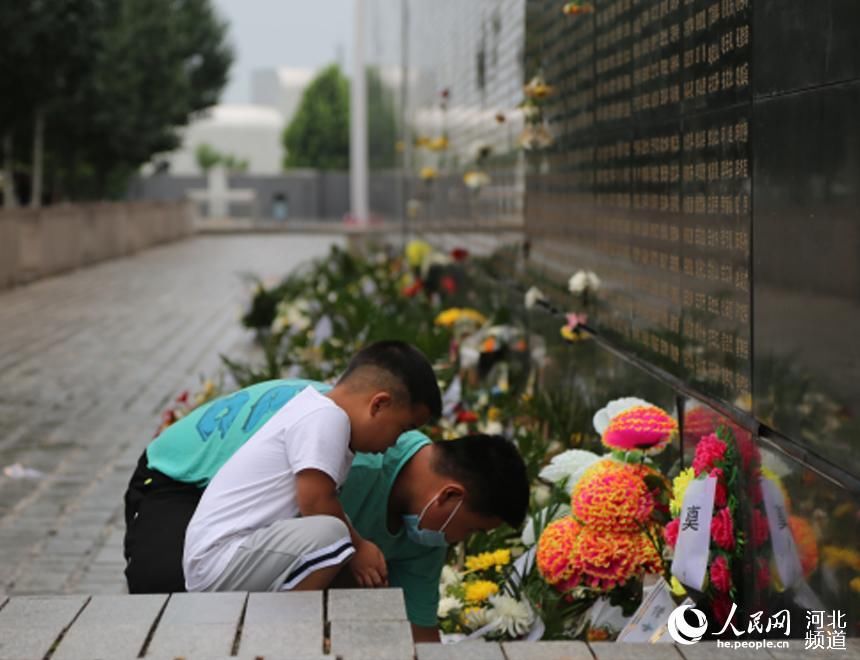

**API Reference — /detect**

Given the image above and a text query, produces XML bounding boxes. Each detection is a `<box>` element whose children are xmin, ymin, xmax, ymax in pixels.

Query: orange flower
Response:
<box><xmin>571</xmin><ymin>460</ymin><xmax>657</xmax><ymax>533</ymax></box>
<box><xmin>563</xmin><ymin>1</ymin><xmax>594</xmax><ymax>15</ymax></box>
<box><xmin>789</xmin><ymin>516</ymin><xmax>819</xmax><ymax>577</ymax></box>
<box><xmin>481</xmin><ymin>336</ymin><xmax>498</xmax><ymax>353</ymax></box>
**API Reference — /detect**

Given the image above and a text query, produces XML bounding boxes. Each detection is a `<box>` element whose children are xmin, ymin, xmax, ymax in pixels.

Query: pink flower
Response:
<box><xmin>710</xmin><ymin>468</ymin><xmax>727</xmax><ymax>507</ymax></box>
<box><xmin>664</xmin><ymin>518</ymin><xmax>680</xmax><ymax>548</ymax></box>
<box><xmin>692</xmin><ymin>433</ymin><xmax>727</xmax><ymax>475</ymax></box>
<box><xmin>710</xmin><ymin>507</ymin><xmax>735</xmax><ymax>551</ymax></box>
<box><xmin>709</xmin><ymin>555</ymin><xmax>731</xmax><ymax>593</ymax></box>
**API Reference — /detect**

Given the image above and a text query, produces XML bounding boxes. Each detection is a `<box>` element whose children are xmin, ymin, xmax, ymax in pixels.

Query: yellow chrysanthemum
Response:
<box><xmin>670</xmin><ymin>576</ymin><xmax>687</xmax><ymax>597</ymax></box>
<box><xmin>822</xmin><ymin>546</ymin><xmax>860</xmax><ymax>572</ymax></box>
<box><xmin>405</xmin><ymin>240</ymin><xmax>433</xmax><ymax>268</ymax></box>
<box><xmin>464</xmin><ymin>580</ymin><xmax>499</xmax><ymax>603</ymax></box>
<box><xmin>487</xmin><ymin>407</ymin><xmax>503</xmax><ymax>422</ymax></box>
<box><xmin>434</xmin><ymin>307</ymin><xmax>487</xmax><ymax>328</ymax></box>
<box><xmin>419</xmin><ymin>166</ymin><xmax>438</xmax><ymax>181</ymax></box>
<box><xmin>465</xmin><ymin>549</ymin><xmax>510</xmax><ymax>573</ymax></box>
<box><xmin>428</xmin><ymin>136</ymin><xmax>449</xmax><ymax>151</ymax></box>
<box><xmin>851</xmin><ymin>577</ymin><xmax>860</xmax><ymax>594</ymax></box>
<box><xmin>560</xmin><ymin>325</ymin><xmax>588</xmax><ymax>342</ymax></box>
<box><xmin>670</xmin><ymin>467</ymin><xmax>696</xmax><ymax>517</ymax></box>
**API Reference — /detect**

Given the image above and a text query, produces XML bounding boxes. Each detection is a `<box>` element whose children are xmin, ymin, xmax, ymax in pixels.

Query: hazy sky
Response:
<box><xmin>212</xmin><ymin>0</ymin><xmax>354</xmax><ymax>103</ymax></box>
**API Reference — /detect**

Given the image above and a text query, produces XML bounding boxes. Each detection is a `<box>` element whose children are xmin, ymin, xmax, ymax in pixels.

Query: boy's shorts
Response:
<box><xmin>205</xmin><ymin>515</ymin><xmax>355</xmax><ymax>592</ymax></box>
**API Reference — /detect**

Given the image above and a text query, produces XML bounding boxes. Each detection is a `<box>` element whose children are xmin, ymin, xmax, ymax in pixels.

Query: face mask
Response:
<box><xmin>402</xmin><ymin>490</ymin><xmax>462</xmax><ymax>547</ymax></box>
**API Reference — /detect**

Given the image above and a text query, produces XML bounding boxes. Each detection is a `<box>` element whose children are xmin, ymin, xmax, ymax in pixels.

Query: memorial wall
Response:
<box><xmin>370</xmin><ymin>0</ymin><xmax>860</xmax><ymax>628</ymax></box>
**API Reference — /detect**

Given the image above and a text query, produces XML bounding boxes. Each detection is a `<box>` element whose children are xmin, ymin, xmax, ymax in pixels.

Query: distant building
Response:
<box><xmin>152</xmin><ymin>67</ymin><xmax>316</xmax><ymax>177</ymax></box>
<box><xmin>160</xmin><ymin>104</ymin><xmax>285</xmax><ymax>175</ymax></box>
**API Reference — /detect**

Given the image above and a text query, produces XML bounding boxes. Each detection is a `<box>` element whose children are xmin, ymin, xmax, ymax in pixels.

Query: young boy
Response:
<box><xmin>124</xmin><ymin>340</ymin><xmax>441</xmax><ymax>593</ymax></box>
<box><xmin>338</xmin><ymin>431</ymin><xmax>529</xmax><ymax>642</ymax></box>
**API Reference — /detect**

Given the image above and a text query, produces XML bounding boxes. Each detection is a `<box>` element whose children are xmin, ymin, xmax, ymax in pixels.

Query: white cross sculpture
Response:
<box><xmin>188</xmin><ymin>166</ymin><xmax>256</xmax><ymax>219</ymax></box>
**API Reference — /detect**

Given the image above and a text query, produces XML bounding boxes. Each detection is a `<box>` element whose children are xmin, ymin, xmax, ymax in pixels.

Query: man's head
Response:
<box><xmin>411</xmin><ymin>434</ymin><xmax>529</xmax><ymax>544</ymax></box>
<box><xmin>333</xmin><ymin>340</ymin><xmax>442</xmax><ymax>453</ymax></box>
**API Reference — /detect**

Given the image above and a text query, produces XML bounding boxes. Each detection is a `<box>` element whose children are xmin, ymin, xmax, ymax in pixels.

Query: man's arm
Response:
<box><xmin>411</xmin><ymin>624</ymin><xmax>441</xmax><ymax>643</ymax></box>
<box><xmin>295</xmin><ymin>469</ymin><xmax>388</xmax><ymax>587</ymax></box>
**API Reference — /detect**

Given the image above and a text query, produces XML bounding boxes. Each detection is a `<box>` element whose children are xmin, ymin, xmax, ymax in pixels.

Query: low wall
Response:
<box><xmin>0</xmin><ymin>201</ymin><xmax>194</xmax><ymax>289</ymax></box>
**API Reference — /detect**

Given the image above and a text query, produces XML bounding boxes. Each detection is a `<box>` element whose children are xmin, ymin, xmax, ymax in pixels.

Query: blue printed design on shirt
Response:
<box><xmin>242</xmin><ymin>384</ymin><xmax>300</xmax><ymax>434</ymax></box>
<box><xmin>195</xmin><ymin>391</ymin><xmax>250</xmax><ymax>442</ymax></box>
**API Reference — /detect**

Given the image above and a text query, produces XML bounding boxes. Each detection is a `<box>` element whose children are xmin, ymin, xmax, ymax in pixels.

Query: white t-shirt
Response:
<box><xmin>183</xmin><ymin>386</ymin><xmax>354</xmax><ymax>591</ymax></box>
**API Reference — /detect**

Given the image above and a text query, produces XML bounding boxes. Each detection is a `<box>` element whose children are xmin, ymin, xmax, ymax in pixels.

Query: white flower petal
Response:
<box><xmin>592</xmin><ymin>396</ymin><xmax>654</xmax><ymax>435</ymax></box>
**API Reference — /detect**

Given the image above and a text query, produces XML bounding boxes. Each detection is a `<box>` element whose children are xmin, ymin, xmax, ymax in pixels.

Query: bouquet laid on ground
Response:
<box><xmin>664</xmin><ymin>427</ymin><xmax>760</xmax><ymax>625</ymax></box>
<box><xmin>514</xmin><ymin>399</ymin><xmax>678</xmax><ymax>639</ymax></box>
<box><xmin>437</xmin><ymin>549</ymin><xmax>538</xmax><ymax>640</ymax></box>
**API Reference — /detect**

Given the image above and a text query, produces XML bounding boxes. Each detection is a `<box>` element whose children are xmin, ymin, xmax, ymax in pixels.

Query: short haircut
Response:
<box><xmin>338</xmin><ymin>340</ymin><xmax>442</xmax><ymax>418</ymax></box>
<box><xmin>432</xmin><ymin>434</ymin><xmax>529</xmax><ymax>528</ymax></box>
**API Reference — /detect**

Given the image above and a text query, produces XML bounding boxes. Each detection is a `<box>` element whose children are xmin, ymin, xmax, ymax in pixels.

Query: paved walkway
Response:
<box><xmin>1</xmin><ymin>588</ymin><xmax>842</xmax><ymax>660</ymax></box>
<box><xmin>0</xmin><ymin>234</ymin><xmax>341</xmax><ymax>596</ymax></box>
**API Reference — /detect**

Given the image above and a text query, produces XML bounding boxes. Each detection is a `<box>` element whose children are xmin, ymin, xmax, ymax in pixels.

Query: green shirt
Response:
<box><xmin>147</xmin><ymin>379</ymin><xmax>330</xmax><ymax>486</ymax></box>
<box><xmin>339</xmin><ymin>431</ymin><xmax>447</xmax><ymax>628</ymax></box>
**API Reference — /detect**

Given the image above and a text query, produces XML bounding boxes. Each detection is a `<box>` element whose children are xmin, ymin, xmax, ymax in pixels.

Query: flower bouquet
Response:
<box><xmin>438</xmin><ymin>550</ymin><xmax>538</xmax><ymax>641</ymax></box>
<box><xmin>665</xmin><ymin>427</ymin><xmax>763</xmax><ymax>625</ymax></box>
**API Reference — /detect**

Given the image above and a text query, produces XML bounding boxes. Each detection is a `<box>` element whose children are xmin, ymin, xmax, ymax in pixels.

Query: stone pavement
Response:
<box><xmin>0</xmin><ymin>588</ymin><xmax>848</xmax><ymax>659</ymax></box>
<box><xmin>0</xmin><ymin>233</ymin><xmax>342</xmax><ymax>596</ymax></box>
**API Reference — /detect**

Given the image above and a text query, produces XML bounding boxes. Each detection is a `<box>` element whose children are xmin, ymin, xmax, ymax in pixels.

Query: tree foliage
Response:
<box><xmin>281</xmin><ymin>64</ymin><xmax>400</xmax><ymax>172</ymax></box>
<box><xmin>0</xmin><ymin>0</ymin><xmax>233</xmax><ymax>202</ymax></box>
<box><xmin>367</xmin><ymin>66</ymin><xmax>399</xmax><ymax>170</ymax></box>
<box><xmin>282</xmin><ymin>64</ymin><xmax>350</xmax><ymax>171</ymax></box>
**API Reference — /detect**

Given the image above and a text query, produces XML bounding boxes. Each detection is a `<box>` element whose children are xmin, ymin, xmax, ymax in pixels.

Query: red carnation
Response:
<box><xmin>456</xmin><ymin>410</ymin><xmax>479</xmax><ymax>424</ymax></box>
<box><xmin>710</xmin><ymin>507</ymin><xmax>735</xmax><ymax>551</ymax></box>
<box><xmin>401</xmin><ymin>279</ymin><xmax>424</xmax><ymax>297</ymax></box>
<box><xmin>664</xmin><ymin>518</ymin><xmax>680</xmax><ymax>548</ymax></box>
<box><xmin>450</xmin><ymin>248</ymin><xmax>469</xmax><ymax>262</ymax></box>
<box><xmin>440</xmin><ymin>275</ymin><xmax>457</xmax><ymax>295</ymax></box>
<box><xmin>709</xmin><ymin>555</ymin><xmax>732</xmax><ymax>593</ymax></box>
<box><xmin>751</xmin><ymin>508</ymin><xmax>770</xmax><ymax>548</ymax></box>
<box><xmin>711</xmin><ymin>593</ymin><xmax>733</xmax><ymax>625</ymax></box>
<box><xmin>692</xmin><ymin>433</ymin><xmax>727</xmax><ymax>475</ymax></box>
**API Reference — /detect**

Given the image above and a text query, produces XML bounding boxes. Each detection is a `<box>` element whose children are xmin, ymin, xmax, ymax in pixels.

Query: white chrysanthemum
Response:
<box><xmin>488</xmin><ymin>595</ymin><xmax>535</xmax><ymax>637</ymax></box>
<box><xmin>271</xmin><ymin>299</ymin><xmax>312</xmax><ymax>334</ymax></box>
<box><xmin>567</xmin><ymin>270</ymin><xmax>601</xmax><ymax>294</ymax></box>
<box><xmin>538</xmin><ymin>449</ymin><xmax>601</xmax><ymax>492</ymax></box>
<box><xmin>524</xmin><ymin>286</ymin><xmax>545</xmax><ymax>310</ymax></box>
<box><xmin>440</xmin><ymin>565</ymin><xmax>461</xmax><ymax>589</ymax></box>
<box><xmin>480</xmin><ymin>420</ymin><xmax>505</xmax><ymax>436</ymax></box>
<box><xmin>437</xmin><ymin>596</ymin><xmax>463</xmax><ymax>619</ymax></box>
<box><xmin>463</xmin><ymin>606</ymin><xmax>493</xmax><ymax>630</ymax></box>
<box><xmin>520</xmin><ymin>504</ymin><xmax>571</xmax><ymax>546</ymax></box>
<box><xmin>592</xmin><ymin>397</ymin><xmax>653</xmax><ymax>435</ymax></box>
<box><xmin>531</xmin><ymin>484</ymin><xmax>551</xmax><ymax>507</ymax></box>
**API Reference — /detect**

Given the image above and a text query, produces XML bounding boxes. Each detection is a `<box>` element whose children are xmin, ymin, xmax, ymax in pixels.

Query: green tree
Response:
<box><xmin>195</xmin><ymin>143</ymin><xmax>222</xmax><ymax>173</ymax></box>
<box><xmin>282</xmin><ymin>64</ymin><xmax>350</xmax><ymax>170</ymax></box>
<box><xmin>367</xmin><ymin>67</ymin><xmax>398</xmax><ymax>170</ymax></box>
<box><xmin>0</xmin><ymin>0</ymin><xmax>233</xmax><ymax>202</ymax></box>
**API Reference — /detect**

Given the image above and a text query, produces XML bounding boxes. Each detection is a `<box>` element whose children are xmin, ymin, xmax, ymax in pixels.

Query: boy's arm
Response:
<box><xmin>295</xmin><ymin>468</ymin><xmax>388</xmax><ymax>587</ymax></box>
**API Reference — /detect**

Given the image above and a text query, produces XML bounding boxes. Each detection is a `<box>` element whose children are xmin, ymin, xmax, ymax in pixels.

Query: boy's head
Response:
<box><xmin>412</xmin><ymin>434</ymin><xmax>529</xmax><ymax>543</ymax></box>
<box><xmin>334</xmin><ymin>340</ymin><xmax>442</xmax><ymax>453</ymax></box>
